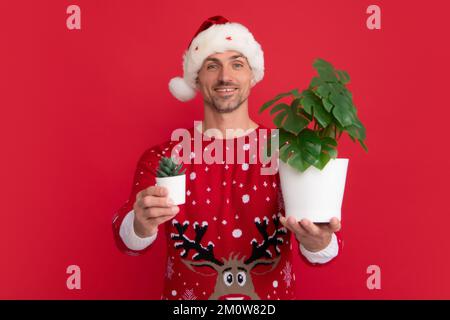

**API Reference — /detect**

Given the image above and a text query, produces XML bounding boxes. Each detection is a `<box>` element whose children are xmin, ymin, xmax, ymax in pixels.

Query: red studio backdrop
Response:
<box><xmin>1</xmin><ymin>0</ymin><xmax>449</xmax><ymax>299</ymax></box>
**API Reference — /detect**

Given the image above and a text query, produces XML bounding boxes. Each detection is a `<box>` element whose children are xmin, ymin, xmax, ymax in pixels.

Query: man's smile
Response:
<box><xmin>214</xmin><ymin>87</ymin><xmax>238</xmax><ymax>97</ymax></box>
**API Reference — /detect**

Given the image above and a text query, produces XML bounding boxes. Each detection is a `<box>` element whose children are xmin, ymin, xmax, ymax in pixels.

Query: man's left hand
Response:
<box><xmin>279</xmin><ymin>216</ymin><xmax>341</xmax><ymax>252</ymax></box>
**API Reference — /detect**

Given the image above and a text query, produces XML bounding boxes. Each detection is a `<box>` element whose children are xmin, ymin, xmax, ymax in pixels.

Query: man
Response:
<box><xmin>112</xmin><ymin>16</ymin><xmax>341</xmax><ymax>300</ymax></box>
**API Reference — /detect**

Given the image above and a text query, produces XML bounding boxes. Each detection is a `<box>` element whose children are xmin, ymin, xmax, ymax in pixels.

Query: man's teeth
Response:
<box><xmin>215</xmin><ymin>88</ymin><xmax>236</xmax><ymax>92</ymax></box>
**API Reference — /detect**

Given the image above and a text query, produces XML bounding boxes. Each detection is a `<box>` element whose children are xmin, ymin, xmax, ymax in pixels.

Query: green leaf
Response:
<box><xmin>321</xmin><ymin>124</ymin><xmax>336</xmax><ymax>139</ymax></box>
<box><xmin>279</xmin><ymin>128</ymin><xmax>296</xmax><ymax>145</ymax></box>
<box><xmin>314</xmin><ymin>152</ymin><xmax>331</xmax><ymax>170</ymax></box>
<box><xmin>301</xmin><ymin>89</ymin><xmax>333</xmax><ymax>127</ymax></box>
<box><xmin>298</xmin><ymin>129</ymin><xmax>321</xmax><ymax>166</ymax></box>
<box><xmin>332</xmin><ymin>107</ymin><xmax>353</xmax><ymax>127</ymax></box>
<box><xmin>322</xmin><ymin>98</ymin><xmax>334</xmax><ymax>112</ymax></box>
<box><xmin>330</xmin><ymin>93</ymin><xmax>355</xmax><ymax>127</ymax></box>
<box><xmin>273</xmin><ymin>111</ymin><xmax>286</xmax><ymax>128</ymax></box>
<box><xmin>321</xmin><ymin>137</ymin><xmax>338</xmax><ymax>158</ymax></box>
<box><xmin>343</xmin><ymin>88</ymin><xmax>353</xmax><ymax>102</ymax></box>
<box><xmin>300</xmin><ymin>89</ymin><xmax>320</xmax><ymax>115</ymax></box>
<box><xmin>358</xmin><ymin>139</ymin><xmax>369</xmax><ymax>152</ymax></box>
<box><xmin>286</xmin><ymin>153</ymin><xmax>308</xmax><ymax>172</ymax></box>
<box><xmin>161</xmin><ymin>165</ymin><xmax>173</xmax><ymax>176</ymax></box>
<box><xmin>346</xmin><ymin>123</ymin><xmax>366</xmax><ymax>141</ymax></box>
<box><xmin>279</xmin><ymin>129</ymin><xmax>331</xmax><ymax>172</ymax></box>
<box><xmin>313</xmin><ymin>58</ymin><xmax>334</xmax><ymax>71</ymax></box>
<box><xmin>161</xmin><ymin>157</ymin><xmax>174</xmax><ymax>169</ymax></box>
<box><xmin>312</xmin><ymin>100</ymin><xmax>332</xmax><ymax>128</ymax></box>
<box><xmin>259</xmin><ymin>89</ymin><xmax>298</xmax><ymax>113</ymax></box>
<box><xmin>337</xmin><ymin>70</ymin><xmax>350</xmax><ymax>84</ymax></box>
<box><xmin>269</xmin><ymin>103</ymin><xmax>289</xmax><ymax>115</ymax></box>
<box><xmin>299</xmin><ymin>108</ymin><xmax>313</xmax><ymax>121</ymax></box>
<box><xmin>352</xmin><ymin>116</ymin><xmax>364</xmax><ymax>129</ymax></box>
<box><xmin>291</xmin><ymin>88</ymin><xmax>301</xmax><ymax>98</ymax></box>
<box><xmin>315</xmin><ymin>83</ymin><xmax>332</xmax><ymax>99</ymax></box>
<box><xmin>313</xmin><ymin>58</ymin><xmax>338</xmax><ymax>82</ymax></box>
<box><xmin>310</xmin><ymin>76</ymin><xmax>324</xmax><ymax>88</ymax></box>
<box><xmin>279</xmin><ymin>143</ymin><xmax>292</xmax><ymax>163</ymax></box>
<box><xmin>156</xmin><ymin>169</ymin><xmax>169</xmax><ymax>177</ymax></box>
<box><xmin>267</xmin><ymin>99</ymin><xmax>310</xmax><ymax>135</ymax></box>
<box><xmin>281</xmin><ymin>98</ymin><xmax>310</xmax><ymax>135</ymax></box>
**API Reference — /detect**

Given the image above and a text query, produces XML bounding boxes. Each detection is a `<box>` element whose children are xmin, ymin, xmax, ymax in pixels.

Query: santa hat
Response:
<box><xmin>168</xmin><ymin>16</ymin><xmax>264</xmax><ymax>102</ymax></box>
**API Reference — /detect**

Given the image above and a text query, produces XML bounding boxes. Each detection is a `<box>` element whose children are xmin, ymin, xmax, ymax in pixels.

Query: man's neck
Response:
<box><xmin>201</xmin><ymin>102</ymin><xmax>258</xmax><ymax>139</ymax></box>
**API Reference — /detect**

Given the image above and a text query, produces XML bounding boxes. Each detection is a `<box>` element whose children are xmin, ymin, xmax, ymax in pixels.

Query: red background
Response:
<box><xmin>1</xmin><ymin>0</ymin><xmax>449</xmax><ymax>299</ymax></box>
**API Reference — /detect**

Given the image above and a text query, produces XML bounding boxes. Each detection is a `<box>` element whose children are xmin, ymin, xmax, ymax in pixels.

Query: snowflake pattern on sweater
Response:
<box><xmin>113</xmin><ymin>125</ymin><xmax>299</xmax><ymax>300</ymax></box>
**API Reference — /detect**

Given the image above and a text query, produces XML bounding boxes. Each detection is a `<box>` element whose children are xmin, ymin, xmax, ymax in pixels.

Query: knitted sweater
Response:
<box><xmin>112</xmin><ymin>125</ymin><xmax>340</xmax><ymax>300</ymax></box>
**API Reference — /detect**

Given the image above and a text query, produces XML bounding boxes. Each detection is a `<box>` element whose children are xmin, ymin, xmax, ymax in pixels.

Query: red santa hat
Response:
<box><xmin>168</xmin><ymin>16</ymin><xmax>265</xmax><ymax>102</ymax></box>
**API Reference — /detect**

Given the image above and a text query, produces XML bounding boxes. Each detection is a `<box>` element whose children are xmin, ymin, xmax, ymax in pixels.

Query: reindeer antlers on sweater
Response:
<box><xmin>244</xmin><ymin>214</ymin><xmax>287</xmax><ymax>265</ymax></box>
<box><xmin>171</xmin><ymin>219</ymin><xmax>224</xmax><ymax>266</ymax></box>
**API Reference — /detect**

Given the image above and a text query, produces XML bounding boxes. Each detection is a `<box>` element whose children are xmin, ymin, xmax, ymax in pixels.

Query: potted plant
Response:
<box><xmin>155</xmin><ymin>156</ymin><xmax>186</xmax><ymax>205</ymax></box>
<box><xmin>259</xmin><ymin>58</ymin><xmax>368</xmax><ymax>222</ymax></box>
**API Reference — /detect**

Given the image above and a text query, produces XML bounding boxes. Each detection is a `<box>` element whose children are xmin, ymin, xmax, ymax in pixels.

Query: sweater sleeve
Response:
<box><xmin>112</xmin><ymin>148</ymin><xmax>159</xmax><ymax>256</ymax></box>
<box><xmin>299</xmin><ymin>230</ymin><xmax>343</xmax><ymax>266</ymax></box>
<box><xmin>299</xmin><ymin>232</ymin><xmax>338</xmax><ymax>264</ymax></box>
<box><xmin>119</xmin><ymin>209</ymin><xmax>158</xmax><ymax>251</ymax></box>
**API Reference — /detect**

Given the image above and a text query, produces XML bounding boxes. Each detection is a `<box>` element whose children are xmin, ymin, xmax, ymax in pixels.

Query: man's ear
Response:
<box><xmin>195</xmin><ymin>77</ymin><xmax>200</xmax><ymax>90</ymax></box>
<box><xmin>249</xmin><ymin>69</ymin><xmax>256</xmax><ymax>87</ymax></box>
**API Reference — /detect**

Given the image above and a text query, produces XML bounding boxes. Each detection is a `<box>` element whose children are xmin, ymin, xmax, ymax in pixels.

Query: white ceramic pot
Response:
<box><xmin>155</xmin><ymin>174</ymin><xmax>186</xmax><ymax>205</ymax></box>
<box><xmin>278</xmin><ymin>158</ymin><xmax>349</xmax><ymax>223</ymax></box>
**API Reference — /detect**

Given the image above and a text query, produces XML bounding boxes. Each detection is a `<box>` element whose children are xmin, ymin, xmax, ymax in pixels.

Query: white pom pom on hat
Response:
<box><xmin>168</xmin><ymin>15</ymin><xmax>265</xmax><ymax>102</ymax></box>
<box><xmin>168</xmin><ymin>77</ymin><xmax>196</xmax><ymax>102</ymax></box>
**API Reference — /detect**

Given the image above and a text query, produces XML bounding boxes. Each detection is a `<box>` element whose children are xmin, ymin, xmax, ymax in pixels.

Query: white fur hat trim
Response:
<box><xmin>169</xmin><ymin>22</ymin><xmax>264</xmax><ymax>102</ymax></box>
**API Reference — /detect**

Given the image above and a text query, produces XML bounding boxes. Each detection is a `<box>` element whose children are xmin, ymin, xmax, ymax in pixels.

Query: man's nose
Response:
<box><xmin>218</xmin><ymin>65</ymin><xmax>234</xmax><ymax>83</ymax></box>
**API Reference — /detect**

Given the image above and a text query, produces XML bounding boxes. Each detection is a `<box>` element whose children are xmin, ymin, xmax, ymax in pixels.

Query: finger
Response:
<box><xmin>148</xmin><ymin>213</ymin><xmax>178</xmax><ymax>226</ymax></box>
<box><xmin>280</xmin><ymin>216</ymin><xmax>303</xmax><ymax>237</ymax></box>
<box><xmin>139</xmin><ymin>195</ymin><xmax>173</xmax><ymax>208</ymax></box>
<box><xmin>286</xmin><ymin>216</ymin><xmax>308</xmax><ymax>238</ymax></box>
<box><xmin>140</xmin><ymin>185</ymin><xmax>168</xmax><ymax>199</ymax></box>
<box><xmin>299</xmin><ymin>219</ymin><xmax>320</xmax><ymax>236</ymax></box>
<box><xmin>329</xmin><ymin>217</ymin><xmax>341</xmax><ymax>232</ymax></box>
<box><xmin>143</xmin><ymin>206</ymin><xmax>179</xmax><ymax>219</ymax></box>
<box><xmin>279</xmin><ymin>216</ymin><xmax>294</xmax><ymax>233</ymax></box>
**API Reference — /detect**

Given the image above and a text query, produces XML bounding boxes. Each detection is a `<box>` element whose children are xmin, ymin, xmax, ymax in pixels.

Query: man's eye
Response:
<box><xmin>233</xmin><ymin>64</ymin><xmax>243</xmax><ymax>68</ymax></box>
<box><xmin>207</xmin><ymin>65</ymin><xmax>218</xmax><ymax>70</ymax></box>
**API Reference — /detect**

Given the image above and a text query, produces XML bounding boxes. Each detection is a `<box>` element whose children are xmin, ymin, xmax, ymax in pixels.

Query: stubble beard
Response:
<box><xmin>206</xmin><ymin>93</ymin><xmax>248</xmax><ymax>114</ymax></box>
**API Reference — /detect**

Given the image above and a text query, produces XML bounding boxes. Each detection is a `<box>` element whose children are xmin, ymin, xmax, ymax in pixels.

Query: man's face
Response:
<box><xmin>196</xmin><ymin>50</ymin><xmax>254</xmax><ymax>114</ymax></box>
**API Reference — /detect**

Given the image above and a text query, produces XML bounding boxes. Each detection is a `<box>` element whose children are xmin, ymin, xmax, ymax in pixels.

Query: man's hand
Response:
<box><xmin>133</xmin><ymin>186</ymin><xmax>180</xmax><ymax>238</ymax></box>
<box><xmin>279</xmin><ymin>216</ymin><xmax>341</xmax><ymax>252</ymax></box>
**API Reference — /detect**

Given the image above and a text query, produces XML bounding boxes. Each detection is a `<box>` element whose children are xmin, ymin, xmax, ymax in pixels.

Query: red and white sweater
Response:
<box><xmin>112</xmin><ymin>125</ymin><xmax>340</xmax><ymax>300</ymax></box>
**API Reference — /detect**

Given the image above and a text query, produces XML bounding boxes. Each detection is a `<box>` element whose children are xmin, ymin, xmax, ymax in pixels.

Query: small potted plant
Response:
<box><xmin>259</xmin><ymin>58</ymin><xmax>368</xmax><ymax>222</ymax></box>
<box><xmin>155</xmin><ymin>156</ymin><xmax>186</xmax><ymax>205</ymax></box>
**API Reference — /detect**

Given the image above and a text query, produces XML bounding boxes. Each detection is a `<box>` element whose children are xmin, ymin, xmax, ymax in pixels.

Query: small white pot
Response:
<box><xmin>155</xmin><ymin>174</ymin><xmax>186</xmax><ymax>205</ymax></box>
<box><xmin>278</xmin><ymin>158</ymin><xmax>349</xmax><ymax>223</ymax></box>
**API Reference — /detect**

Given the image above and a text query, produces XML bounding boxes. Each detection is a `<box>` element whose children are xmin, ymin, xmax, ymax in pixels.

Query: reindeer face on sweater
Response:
<box><xmin>171</xmin><ymin>215</ymin><xmax>287</xmax><ymax>300</ymax></box>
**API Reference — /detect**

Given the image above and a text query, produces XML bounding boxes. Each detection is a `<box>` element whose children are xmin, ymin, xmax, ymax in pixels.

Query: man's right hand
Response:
<box><xmin>133</xmin><ymin>186</ymin><xmax>179</xmax><ymax>238</ymax></box>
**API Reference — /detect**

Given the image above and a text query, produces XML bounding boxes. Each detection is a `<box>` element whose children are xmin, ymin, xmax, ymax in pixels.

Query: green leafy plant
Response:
<box><xmin>156</xmin><ymin>156</ymin><xmax>186</xmax><ymax>177</ymax></box>
<box><xmin>259</xmin><ymin>58</ymin><xmax>368</xmax><ymax>172</ymax></box>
